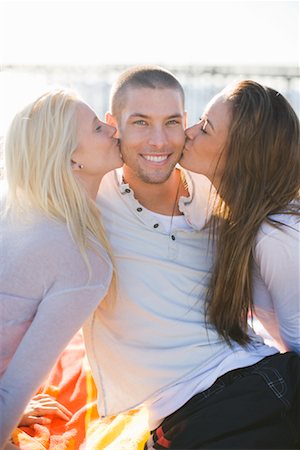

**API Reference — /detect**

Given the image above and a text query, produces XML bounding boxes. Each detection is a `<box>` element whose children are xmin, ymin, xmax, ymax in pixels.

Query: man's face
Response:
<box><xmin>108</xmin><ymin>87</ymin><xmax>186</xmax><ymax>184</ymax></box>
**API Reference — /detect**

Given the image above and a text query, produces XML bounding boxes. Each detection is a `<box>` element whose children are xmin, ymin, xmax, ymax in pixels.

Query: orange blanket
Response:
<box><xmin>12</xmin><ymin>332</ymin><xmax>149</xmax><ymax>450</ymax></box>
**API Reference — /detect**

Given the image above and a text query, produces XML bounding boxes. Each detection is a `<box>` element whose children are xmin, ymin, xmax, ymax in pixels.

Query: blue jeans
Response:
<box><xmin>145</xmin><ymin>352</ymin><xmax>300</xmax><ymax>449</ymax></box>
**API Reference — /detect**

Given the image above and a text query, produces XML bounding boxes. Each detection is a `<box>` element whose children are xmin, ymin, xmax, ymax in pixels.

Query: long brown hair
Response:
<box><xmin>207</xmin><ymin>80</ymin><xmax>300</xmax><ymax>345</ymax></box>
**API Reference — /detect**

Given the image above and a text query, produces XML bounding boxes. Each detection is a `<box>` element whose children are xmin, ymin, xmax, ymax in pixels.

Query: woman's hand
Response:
<box><xmin>19</xmin><ymin>394</ymin><xmax>73</xmax><ymax>426</ymax></box>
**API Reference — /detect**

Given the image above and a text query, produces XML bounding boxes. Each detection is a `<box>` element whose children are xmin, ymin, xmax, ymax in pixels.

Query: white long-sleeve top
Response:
<box><xmin>84</xmin><ymin>168</ymin><xmax>279</xmax><ymax>430</ymax></box>
<box><xmin>252</xmin><ymin>212</ymin><xmax>300</xmax><ymax>353</ymax></box>
<box><xmin>0</xmin><ymin>213</ymin><xmax>112</xmax><ymax>448</ymax></box>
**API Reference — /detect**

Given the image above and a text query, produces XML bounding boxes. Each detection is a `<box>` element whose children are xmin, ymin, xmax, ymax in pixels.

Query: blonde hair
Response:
<box><xmin>207</xmin><ymin>80</ymin><xmax>300</xmax><ymax>345</ymax></box>
<box><xmin>3</xmin><ymin>89</ymin><xmax>116</xmax><ymax>284</ymax></box>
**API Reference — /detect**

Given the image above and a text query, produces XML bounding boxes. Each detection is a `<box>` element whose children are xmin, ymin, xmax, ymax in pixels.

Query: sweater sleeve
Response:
<box><xmin>0</xmin><ymin>278</ymin><xmax>110</xmax><ymax>448</ymax></box>
<box><xmin>253</xmin><ymin>217</ymin><xmax>300</xmax><ymax>354</ymax></box>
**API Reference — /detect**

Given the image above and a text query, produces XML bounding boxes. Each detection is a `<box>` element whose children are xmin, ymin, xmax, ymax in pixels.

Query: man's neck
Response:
<box><xmin>122</xmin><ymin>167</ymin><xmax>189</xmax><ymax>216</ymax></box>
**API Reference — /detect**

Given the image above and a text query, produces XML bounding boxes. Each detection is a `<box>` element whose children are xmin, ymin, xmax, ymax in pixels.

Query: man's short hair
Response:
<box><xmin>110</xmin><ymin>65</ymin><xmax>185</xmax><ymax>118</ymax></box>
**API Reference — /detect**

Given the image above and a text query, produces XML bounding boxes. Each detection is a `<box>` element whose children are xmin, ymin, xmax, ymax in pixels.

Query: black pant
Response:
<box><xmin>144</xmin><ymin>352</ymin><xmax>300</xmax><ymax>449</ymax></box>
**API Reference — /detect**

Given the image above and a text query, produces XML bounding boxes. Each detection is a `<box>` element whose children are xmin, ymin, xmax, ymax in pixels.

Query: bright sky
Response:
<box><xmin>0</xmin><ymin>0</ymin><xmax>299</xmax><ymax>138</ymax></box>
<box><xmin>0</xmin><ymin>0</ymin><xmax>299</xmax><ymax>66</ymax></box>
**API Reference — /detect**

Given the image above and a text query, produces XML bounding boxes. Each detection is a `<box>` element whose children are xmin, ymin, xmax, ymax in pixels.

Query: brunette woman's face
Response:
<box><xmin>180</xmin><ymin>94</ymin><xmax>231</xmax><ymax>184</ymax></box>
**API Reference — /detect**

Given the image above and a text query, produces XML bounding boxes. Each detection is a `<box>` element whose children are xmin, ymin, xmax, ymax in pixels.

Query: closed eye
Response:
<box><xmin>199</xmin><ymin>117</ymin><xmax>208</xmax><ymax>134</ymax></box>
<box><xmin>96</xmin><ymin>125</ymin><xmax>102</xmax><ymax>131</ymax></box>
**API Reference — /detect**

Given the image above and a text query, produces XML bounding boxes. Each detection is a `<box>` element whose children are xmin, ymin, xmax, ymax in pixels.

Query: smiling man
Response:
<box><xmin>105</xmin><ymin>66</ymin><xmax>188</xmax><ymax>213</ymax></box>
<box><xmin>82</xmin><ymin>66</ymin><xmax>290</xmax><ymax>450</ymax></box>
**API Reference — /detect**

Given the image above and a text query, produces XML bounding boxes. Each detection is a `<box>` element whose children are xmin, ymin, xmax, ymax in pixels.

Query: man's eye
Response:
<box><xmin>134</xmin><ymin>120</ymin><xmax>147</xmax><ymax>125</ymax></box>
<box><xmin>167</xmin><ymin>119</ymin><xmax>180</xmax><ymax>125</ymax></box>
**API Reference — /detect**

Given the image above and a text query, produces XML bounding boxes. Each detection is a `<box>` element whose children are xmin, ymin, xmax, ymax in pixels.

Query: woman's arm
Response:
<box><xmin>253</xmin><ymin>217</ymin><xmax>300</xmax><ymax>353</ymax></box>
<box><xmin>0</xmin><ymin>283</ymin><xmax>107</xmax><ymax>449</ymax></box>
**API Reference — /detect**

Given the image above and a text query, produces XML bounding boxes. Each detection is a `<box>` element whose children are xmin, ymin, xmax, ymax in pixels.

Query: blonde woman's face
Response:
<box><xmin>180</xmin><ymin>94</ymin><xmax>231</xmax><ymax>185</ymax></box>
<box><xmin>72</xmin><ymin>102</ymin><xmax>123</xmax><ymax>177</ymax></box>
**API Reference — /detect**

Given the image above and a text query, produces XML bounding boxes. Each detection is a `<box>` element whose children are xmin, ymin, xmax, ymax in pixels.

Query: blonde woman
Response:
<box><xmin>0</xmin><ymin>89</ymin><xmax>122</xmax><ymax>448</ymax></box>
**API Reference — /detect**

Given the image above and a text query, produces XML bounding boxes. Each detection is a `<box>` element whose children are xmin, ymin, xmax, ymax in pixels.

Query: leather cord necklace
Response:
<box><xmin>168</xmin><ymin>174</ymin><xmax>182</xmax><ymax>238</ymax></box>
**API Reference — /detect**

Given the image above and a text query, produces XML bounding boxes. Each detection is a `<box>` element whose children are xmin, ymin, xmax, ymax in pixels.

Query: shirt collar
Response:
<box><xmin>114</xmin><ymin>166</ymin><xmax>216</xmax><ymax>231</ymax></box>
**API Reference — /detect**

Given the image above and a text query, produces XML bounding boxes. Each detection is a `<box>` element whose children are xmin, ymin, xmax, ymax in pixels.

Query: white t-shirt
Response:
<box><xmin>85</xmin><ymin>168</ymin><xmax>278</xmax><ymax>430</ymax></box>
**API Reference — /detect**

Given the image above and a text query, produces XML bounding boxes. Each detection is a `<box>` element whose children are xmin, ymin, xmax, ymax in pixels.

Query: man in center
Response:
<box><xmin>83</xmin><ymin>66</ymin><xmax>278</xmax><ymax>449</ymax></box>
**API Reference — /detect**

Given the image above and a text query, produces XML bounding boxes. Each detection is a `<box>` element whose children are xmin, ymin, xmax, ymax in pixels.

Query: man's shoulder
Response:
<box><xmin>100</xmin><ymin>169</ymin><xmax>120</xmax><ymax>188</ymax></box>
<box><xmin>182</xmin><ymin>168</ymin><xmax>210</xmax><ymax>188</ymax></box>
<box><xmin>178</xmin><ymin>167</ymin><xmax>216</xmax><ymax>230</ymax></box>
<box><xmin>97</xmin><ymin>170</ymin><xmax>120</xmax><ymax>201</ymax></box>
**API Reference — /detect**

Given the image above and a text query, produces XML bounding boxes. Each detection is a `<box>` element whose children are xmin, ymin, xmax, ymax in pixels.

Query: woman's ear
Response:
<box><xmin>71</xmin><ymin>158</ymin><xmax>83</xmax><ymax>171</ymax></box>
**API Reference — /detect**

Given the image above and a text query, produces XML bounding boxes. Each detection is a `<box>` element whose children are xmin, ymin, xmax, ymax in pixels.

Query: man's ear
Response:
<box><xmin>106</xmin><ymin>112</ymin><xmax>117</xmax><ymax>127</ymax></box>
<box><xmin>183</xmin><ymin>111</ymin><xmax>187</xmax><ymax>129</ymax></box>
<box><xmin>105</xmin><ymin>112</ymin><xmax>120</xmax><ymax>138</ymax></box>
